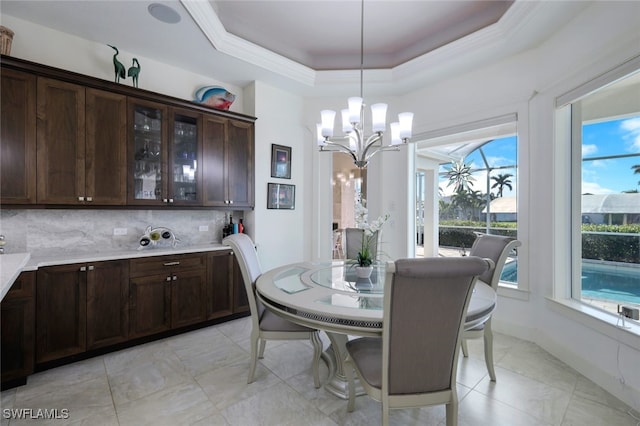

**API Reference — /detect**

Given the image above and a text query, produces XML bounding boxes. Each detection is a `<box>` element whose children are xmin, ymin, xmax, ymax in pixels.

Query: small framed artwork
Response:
<box><xmin>271</xmin><ymin>144</ymin><xmax>291</xmax><ymax>179</ymax></box>
<box><xmin>267</xmin><ymin>183</ymin><xmax>295</xmax><ymax>210</ymax></box>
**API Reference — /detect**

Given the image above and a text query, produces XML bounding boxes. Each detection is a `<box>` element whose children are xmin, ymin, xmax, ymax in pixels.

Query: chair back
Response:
<box><xmin>223</xmin><ymin>234</ymin><xmax>265</xmax><ymax>321</ymax></box>
<box><xmin>383</xmin><ymin>256</ymin><xmax>491</xmax><ymax>395</ymax></box>
<box><xmin>344</xmin><ymin>228</ymin><xmax>379</xmax><ymax>260</ymax></box>
<box><xmin>469</xmin><ymin>234</ymin><xmax>521</xmax><ymax>289</ymax></box>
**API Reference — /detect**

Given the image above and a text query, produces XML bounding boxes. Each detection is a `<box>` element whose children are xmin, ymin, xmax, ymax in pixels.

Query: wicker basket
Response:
<box><xmin>1</xmin><ymin>26</ymin><xmax>14</xmax><ymax>56</ymax></box>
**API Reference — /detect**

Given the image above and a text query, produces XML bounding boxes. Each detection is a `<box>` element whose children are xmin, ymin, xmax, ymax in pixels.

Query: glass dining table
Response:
<box><xmin>255</xmin><ymin>260</ymin><xmax>496</xmax><ymax>399</ymax></box>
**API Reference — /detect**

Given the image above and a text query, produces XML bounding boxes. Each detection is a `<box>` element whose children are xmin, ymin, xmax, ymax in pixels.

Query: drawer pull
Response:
<box><xmin>172</xmin><ymin>275</ymin><xmax>177</xmax><ymax>281</ymax></box>
<box><xmin>163</xmin><ymin>261</ymin><xmax>180</xmax><ymax>266</ymax></box>
<box><xmin>80</xmin><ymin>266</ymin><xmax>86</xmax><ymax>272</ymax></box>
<box><xmin>88</xmin><ymin>265</ymin><xmax>94</xmax><ymax>271</ymax></box>
<box><xmin>166</xmin><ymin>276</ymin><xmax>171</xmax><ymax>281</ymax></box>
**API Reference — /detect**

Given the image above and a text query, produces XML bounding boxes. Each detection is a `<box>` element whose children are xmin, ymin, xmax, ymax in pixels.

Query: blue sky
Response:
<box><xmin>438</xmin><ymin>116</ymin><xmax>640</xmax><ymax>197</ymax></box>
<box><xmin>582</xmin><ymin>116</ymin><xmax>640</xmax><ymax>194</ymax></box>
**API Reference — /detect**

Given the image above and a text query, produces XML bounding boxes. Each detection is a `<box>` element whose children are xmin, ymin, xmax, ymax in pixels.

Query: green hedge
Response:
<box><xmin>438</xmin><ymin>222</ymin><xmax>639</xmax><ymax>264</ymax></box>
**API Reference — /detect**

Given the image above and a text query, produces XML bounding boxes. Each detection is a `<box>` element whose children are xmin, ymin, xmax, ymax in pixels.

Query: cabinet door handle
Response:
<box><xmin>169</xmin><ymin>199</ymin><xmax>174</xmax><ymax>203</ymax></box>
<box><xmin>78</xmin><ymin>196</ymin><xmax>85</xmax><ymax>201</ymax></box>
<box><xmin>80</xmin><ymin>266</ymin><xmax>87</xmax><ymax>271</ymax></box>
<box><xmin>172</xmin><ymin>275</ymin><xmax>177</xmax><ymax>281</ymax></box>
<box><xmin>166</xmin><ymin>276</ymin><xmax>171</xmax><ymax>282</ymax></box>
<box><xmin>88</xmin><ymin>265</ymin><xmax>94</xmax><ymax>271</ymax></box>
<box><xmin>86</xmin><ymin>196</ymin><xmax>93</xmax><ymax>202</ymax></box>
<box><xmin>229</xmin><ymin>200</ymin><xmax>234</xmax><ymax>204</ymax></box>
<box><xmin>163</xmin><ymin>261</ymin><xmax>180</xmax><ymax>266</ymax></box>
<box><xmin>163</xmin><ymin>198</ymin><xmax>168</xmax><ymax>203</ymax></box>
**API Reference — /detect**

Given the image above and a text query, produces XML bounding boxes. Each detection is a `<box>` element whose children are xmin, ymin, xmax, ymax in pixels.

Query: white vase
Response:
<box><xmin>355</xmin><ymin>266</ymin><xmax>373</xmax><ymax>279</ymax></box>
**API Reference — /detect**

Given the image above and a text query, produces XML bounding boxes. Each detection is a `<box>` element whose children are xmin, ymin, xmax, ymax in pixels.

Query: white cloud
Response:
<box><xmin>620</xmin><ymin>117</ymin><xmax>640</xmax><ymax>152</ymax></box>
<box><xmin>581</xmin><ymin>181</ymin><xmax>617</xmax><ymax>194</ymax></box>
<box><xmin>582</xmin><ymin>144</ymin><xmax>598</xmax><ymax>156</ymax></box>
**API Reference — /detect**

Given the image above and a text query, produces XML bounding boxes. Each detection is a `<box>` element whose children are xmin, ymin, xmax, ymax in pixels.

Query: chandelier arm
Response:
<box><xmin>360</xmin><ymin>132</ymin><xmax>383</xmax><ymax>159</ymax></box>
<box><xmin>321</xmin><ymin>139</ymin><xmax>359</xmax><ymax>163</ymax></box>
<box><xmin>364</xmin><ymin>145</ymin><xmax>401</xmax><ymax>163</ymax></box>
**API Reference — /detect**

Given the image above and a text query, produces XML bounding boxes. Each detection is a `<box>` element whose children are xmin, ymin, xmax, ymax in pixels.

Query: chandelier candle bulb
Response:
<box><xmin>341</xmin><ymin>109</ymin><xmax>352</xmax><ymax>133</ymax></box>
<box><xmin>321</xmin><ymin>110</ymin><xmax>336</xmax><ymax>137</ymax></box>
<box><xmin>371</xmin><ymin>103</ymin><xmax>388</xmax><ymax>132</ymax></box>
<box><xmin>390</xmin><ymin>122</ymin><xmax>401</xmax><ymax>145</ymax></box>
<box><xmin>348</xmin><ymin>97</ymin><xmax>363</xmax><ymax>123</ymax></box>
<box><xmin>398</xmin><ymin>112</ymin><xmax>414</xmax><ymax>139</ymax></box>
<box><xmin>316</xmin><ymin>123</ymin><xmax>325</xmax><ymax>146</ymax></box>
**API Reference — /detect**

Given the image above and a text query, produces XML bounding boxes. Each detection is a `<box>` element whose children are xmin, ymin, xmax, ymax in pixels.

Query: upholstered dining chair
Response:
<box><xmin>344</xmin><ymin>228</ymin><xmax>378</xmax><ymax>260</ymax></box>
<box><xmin>462</xmin><ymin>233</ymin><xmax>521</xmax><ymax>382</ymax></box>
<box><xmin>223</xmin><ymin>234</ymin><xmax>323</xmax><ymax>387</ymax></box>
<box><xmin>344</xmin><ymin>256</ymin><xmax>492</xmax><ymax>426</ymax></box>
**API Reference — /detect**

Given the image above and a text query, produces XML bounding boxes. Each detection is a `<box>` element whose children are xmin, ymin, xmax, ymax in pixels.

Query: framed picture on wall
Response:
<box><xmin>271</xmin><ymin>144</ymin><xmax>291</xmax><ymax>179</ymax></box>
<box><xmin>267</xmin><ymin>183</ymin><xmax>295</xmax><ymax>209</ymax></box>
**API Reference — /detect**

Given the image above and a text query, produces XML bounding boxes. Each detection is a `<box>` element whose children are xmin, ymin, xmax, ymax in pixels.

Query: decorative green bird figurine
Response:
<box><xmin>128</xmin><ymin>58</ymin><xmax>141</xmax><ymax>88</ymax></box>
<box><xmin>107</xmin><ymin>45</ymin><xmax>126</xmax><ymax>83</ymax></box>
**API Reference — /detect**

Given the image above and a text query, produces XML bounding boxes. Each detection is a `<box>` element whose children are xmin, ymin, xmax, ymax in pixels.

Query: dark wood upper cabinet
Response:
<box><xmin>36</xmin><ymin>77</ymin><xmax>86</xmax><ymax>204</ymax></box>
<box><xmin>1</xmin><ymin>69</ymin><xmax>36</xmax><ymax>204</ymax></box>
<box><xmin>168</xmin><ymin>108</ymin><xmax>203</xmax><ymax>206</ymax></box>
<box><xmin>1</xmin><ymin>57</ymin><xmax>255</xmax><ymax>209</ymax></box>
<box><xmin>202</xmin><ymin>117</ymin><xmax>254</xmax><ymax>208</ymax></box>
<box><xmin>85</xmin><ymin>88</ymin><xmax>127</xmax><ymax>205</ymax></box>
<box><xmin>36</xmin><ymin>80</ymin><xmax>127</xmax><ymax>205</ymax></box>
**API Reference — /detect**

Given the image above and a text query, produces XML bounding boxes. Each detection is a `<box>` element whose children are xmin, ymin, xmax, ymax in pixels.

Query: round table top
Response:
<box><xmin>256</xmin><ymin>260</ymin><xmax>496</xmax><ymax>336</ymax></box>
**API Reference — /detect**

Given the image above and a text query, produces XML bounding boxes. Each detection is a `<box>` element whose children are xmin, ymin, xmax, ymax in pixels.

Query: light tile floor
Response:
<box><xmin>1</xmin><ymin>316</ymin><xmax>638</xmax><ymax>425</ymax></box>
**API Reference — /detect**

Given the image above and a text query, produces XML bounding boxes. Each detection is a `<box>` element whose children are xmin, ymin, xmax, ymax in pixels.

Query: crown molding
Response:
<box><xmin>181</xmin><ymin>0</ymin><xmax>546</xmax><ymax>92</ymax></box>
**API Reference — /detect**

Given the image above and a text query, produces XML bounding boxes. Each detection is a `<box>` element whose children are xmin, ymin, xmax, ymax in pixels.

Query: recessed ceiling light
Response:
<box><xmin>148</xmin><ymin>3</ymin><xmax>181</xmax><ymax>24</ymax></box>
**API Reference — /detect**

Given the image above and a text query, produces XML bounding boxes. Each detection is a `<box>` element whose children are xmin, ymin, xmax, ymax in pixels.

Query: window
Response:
<box><xmin>558</xmin><ymin>60</ymin><xmax>640</xmax><ymax>319</ymax></box>
<box><xmin>415</xmin><ymin>115</ymin><xmax>521</xmax><ymax>288</ymax></box>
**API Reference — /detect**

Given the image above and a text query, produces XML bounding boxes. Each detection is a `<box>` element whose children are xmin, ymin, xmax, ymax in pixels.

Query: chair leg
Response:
<box><xmin>483</xmin><ymin>319</ymin><xmax>497</xmax><ymax>381</ymax></box>
<box><xmin>248</xmin><ymin>335</ymin><xmax>260</xmax><ymax>384</ymax></box>
<box><xmin>310</xmin><ymin>331</ymin><xmax>322</xmax><ymax>388</ymax></box>
<box><xmin>461</xmin><ymin>338</ymin><xmax>469</xmax><ymax>357</ymax></box>
<box><xmin>446</xmin><ymin>400</ymin><xmax>458</xmax><ymax>426</ymax></box>
<box><xmin>258</xmin><ymin>339</ymin><xmax>266</xmax><ymax>359</ymax></box>
<box><xmin>382</xmin><ymin>400</ymin><xmax>390</xmax><ymax>426</ymax></box>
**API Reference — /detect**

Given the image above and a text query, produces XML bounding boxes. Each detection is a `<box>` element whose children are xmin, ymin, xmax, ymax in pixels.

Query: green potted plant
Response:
<box><xmin>354</xmin><ymin>201</ymin><xmax>389</xmax><ymax>278</ymax></box>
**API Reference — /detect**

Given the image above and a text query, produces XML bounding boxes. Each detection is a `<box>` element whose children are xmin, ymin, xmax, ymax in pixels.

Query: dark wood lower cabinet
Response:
<box><xmin>4</xmin><ymin>250</ymin><xmax>244</xmax><ymax>388</ymax></box>
<box><xmin>207</xmin><ymin>250</ymin><xmax>234</xmax><ymax>319</ymax></box>
<box><xmin>232</xmin><ymin>254</ymin><xmax>250</xmax><ymax>313</ymax></box>
<box><xmin>87</xmin><ymin>260</ymin><xmax>129</xmax><ymax>350</ymax></box>
<box><xmin>1</xmin><ymin>272</ymin><xmax>35</xmax><ymax>388</ymax></box>
<box><xmin>129</xmin><ymin>253</ymin><xmax>207</xmax><ymax>339</ymax></box>
<box><xmin>129</xmin><ymin>273</ymin><xmax>172</xmax><ymax>338</ymax></box>
<box><xmin>36</xmin><ymin>264</ymin><xmax>87</xmax><ymax>364</ymax></box>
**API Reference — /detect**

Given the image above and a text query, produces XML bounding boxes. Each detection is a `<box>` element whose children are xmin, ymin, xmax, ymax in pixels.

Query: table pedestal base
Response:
<box><xmin>322</xmin><ymin>332</ymin><xmax>364</xmax><ymax>400</ymax></box>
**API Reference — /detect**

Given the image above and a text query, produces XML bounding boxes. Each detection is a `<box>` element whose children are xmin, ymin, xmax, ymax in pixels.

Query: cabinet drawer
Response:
<box><xmin>130</xmin><ymin>253</ymin><xmax>205</xmax><ymax>277</ymax></box>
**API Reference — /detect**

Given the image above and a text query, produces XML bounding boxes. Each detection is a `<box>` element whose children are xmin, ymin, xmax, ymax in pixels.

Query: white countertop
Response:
<box><xmin>1</xmin><ymin>253</ymin><xmax>31</xmax><ymax>301</ymax></box>
<box><xmin>1</xmin><ymin>243</ymin><xmax>229</xmax><ymax>301</ymax></box>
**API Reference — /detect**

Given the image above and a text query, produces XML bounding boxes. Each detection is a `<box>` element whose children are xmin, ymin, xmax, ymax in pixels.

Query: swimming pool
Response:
<box><xmin>501</xmin><ymin>260</ymin><xmax>640</xmax><ymax>305</ymax></box>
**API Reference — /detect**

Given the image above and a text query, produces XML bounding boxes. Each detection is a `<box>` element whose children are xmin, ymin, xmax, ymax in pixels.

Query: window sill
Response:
<box><xmin>546</xmin><ymin>297</ymin><xmax>640</xmax><ymax>350</ymax></box>
<box><xmin>497</xmin><ymin>283</ymin><xmax>530</xmax><ymax>301</ymax></box>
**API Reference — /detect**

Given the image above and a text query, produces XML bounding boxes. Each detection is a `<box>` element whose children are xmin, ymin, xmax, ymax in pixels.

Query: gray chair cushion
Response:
<box><xmin>346</xmin><ymin>337</ymin><xmax>382</xmax><ymax>388</ymax></box>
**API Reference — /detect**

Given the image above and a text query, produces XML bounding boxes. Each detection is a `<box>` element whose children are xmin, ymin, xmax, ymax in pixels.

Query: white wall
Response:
<box><xmin>247</xmin><ymin>81</ymin><xmax>308</xmax><ymax>271</ymax></box>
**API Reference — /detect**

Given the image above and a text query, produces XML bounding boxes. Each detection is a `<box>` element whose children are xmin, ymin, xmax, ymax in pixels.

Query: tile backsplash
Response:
<box><xmin>0</xmin><ymin>209</ymin><xmax>233</xmax><ymax>256</ymax></box>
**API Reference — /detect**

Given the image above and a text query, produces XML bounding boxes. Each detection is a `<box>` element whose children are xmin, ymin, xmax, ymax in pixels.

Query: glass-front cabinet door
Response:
<box><xmin>129</xmin><ymin>99</ymin><xmax>167</xmax><ymax>205</ymax></box>
<box><xmin>170</xmin><ymin>110</ymin><xmax>202</xmax><ymax>205</ymax></box>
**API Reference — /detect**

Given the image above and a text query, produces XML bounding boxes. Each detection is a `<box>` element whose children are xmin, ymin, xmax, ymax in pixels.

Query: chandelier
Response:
<box><xmin>316</xmin><ymin>0</ymin><xmax>413</xmax><ymax>169</ymax></box>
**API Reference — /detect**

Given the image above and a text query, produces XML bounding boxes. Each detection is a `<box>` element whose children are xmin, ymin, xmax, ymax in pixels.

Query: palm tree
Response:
<box><xmin>491</xmin><ymin>173</ymin><xmax>513</xmax><ymax>198</ymax></box>
<box><xmin>633</xmin><ymin>164</ymin><xmax>640</xmax><ymax>186</ymax></box>
<box><xmin>445</xmin><ymin>161</ymin><xmax>475</xmax><ymax>193</ymax></box>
